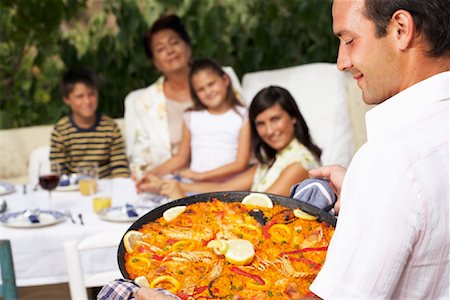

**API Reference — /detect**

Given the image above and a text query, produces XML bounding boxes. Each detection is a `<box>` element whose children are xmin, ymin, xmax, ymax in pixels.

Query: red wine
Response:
<box><xmin>39</xmin><ymin>174</ymin><xmax>60</xmax><ymax>191</ymax></box>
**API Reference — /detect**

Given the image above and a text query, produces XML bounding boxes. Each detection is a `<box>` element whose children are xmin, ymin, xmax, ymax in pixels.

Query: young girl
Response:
<box><xmin>148</xmin><ymin>58</ymin><xmax>251</xmax><ymax>182</ymax></box>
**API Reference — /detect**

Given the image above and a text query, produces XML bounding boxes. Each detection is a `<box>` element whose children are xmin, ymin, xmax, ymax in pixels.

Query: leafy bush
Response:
<box><xmin>0</xmin><ymin>0</ymin><xmax>337</xmax><ymax>129</ymax></box>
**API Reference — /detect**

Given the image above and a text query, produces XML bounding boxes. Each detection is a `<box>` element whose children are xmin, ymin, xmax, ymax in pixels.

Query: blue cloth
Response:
<box><xmin>290</xmin><ymin>178</ymin><xmax>337</xmax><ymax>215</ymax></box>
<box><xmin>125</xmin><ymin>204</ymin><xmax>138</xmax><ymax>217</ymax></box>
<box><xmin>28</xmin><ymin>213</ymin><xmax>40</xmax><ymax>223</ymax></box>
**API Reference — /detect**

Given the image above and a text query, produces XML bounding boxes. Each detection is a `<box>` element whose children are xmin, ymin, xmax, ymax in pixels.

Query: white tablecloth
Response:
<box><xmin>0</xmin><ymin>178</ymin><xmax>161</xmax><ymax>287</ymax></box>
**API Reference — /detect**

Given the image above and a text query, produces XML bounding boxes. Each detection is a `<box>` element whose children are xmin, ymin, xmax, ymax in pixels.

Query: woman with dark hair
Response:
<box><xmin>137</xmin><ymin>86</ymin><xmax>321</xmax><ymax>197</ymax></box>
<box><xmin>124</xmin><ymin>15</ymin><xmax>241</xmax><ymax>174</ymax></box>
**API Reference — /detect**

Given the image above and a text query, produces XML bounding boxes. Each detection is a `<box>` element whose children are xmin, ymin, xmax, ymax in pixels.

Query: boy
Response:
<box><xmin>50</xmin><ymin>68</ymin><xmax>130</xmax><ymax>178</ymax></box>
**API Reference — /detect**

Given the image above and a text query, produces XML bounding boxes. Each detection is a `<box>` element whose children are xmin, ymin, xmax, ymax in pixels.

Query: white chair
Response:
<box><xmin>242</xmin><ymin>63</ymin><xmax>354</xmax><ymax>167</ymax></box>
<box><xmin>63</xmin><ymin>230</ymin><xmax>124</xmax><ymax>300</ymax></box>
<box><xmin>28</xmin><ymin>145</ymin><xmax>50</xmax><ymax>186</ymax></box>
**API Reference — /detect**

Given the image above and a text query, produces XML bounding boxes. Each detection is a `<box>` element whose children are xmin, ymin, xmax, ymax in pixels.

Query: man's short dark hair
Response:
<box><xmin>364</xmin><ymin>0</ymin><xmax>450</xmax><ymax>57</ymax></box>
<box><xmin>142</xmin><ymin>14</ymin><xmax>191</xmax><ymax>60</ymax></box>
<box><xmin>60</xmin><ymin>68</ymin><xmax>99</xmax><ymax>98</ymax></box>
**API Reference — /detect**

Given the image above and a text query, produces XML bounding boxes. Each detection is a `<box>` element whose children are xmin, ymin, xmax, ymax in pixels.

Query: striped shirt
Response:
<box><xmin>50</xmin><ymin>113</ymin><xmax>130</xmax><ymax>179</ymax></box>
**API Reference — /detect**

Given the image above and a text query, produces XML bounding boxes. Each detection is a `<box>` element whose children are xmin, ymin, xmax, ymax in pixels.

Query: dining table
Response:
<box><xmin>0</xmin><ymin>178</ymin><xmax>165</xmax><ymax>287</ymax></box>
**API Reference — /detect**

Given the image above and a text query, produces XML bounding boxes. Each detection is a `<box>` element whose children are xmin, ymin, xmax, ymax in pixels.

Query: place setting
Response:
<box><xmin>90</xmin><ymin>177</ymin><xmax>156</xmax><ymax>223</ymax></box>
<box><xmin>0</xmin><ymin>162</ymin><xmax>67</xmax><ymax>229</ymax></box>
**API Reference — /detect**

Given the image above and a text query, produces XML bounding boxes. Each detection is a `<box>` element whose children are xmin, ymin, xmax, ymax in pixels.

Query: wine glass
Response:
<box><xmin>38</xmin><ymin>162</ymin><xmax>61</xmax><ymax>206</ymax></box>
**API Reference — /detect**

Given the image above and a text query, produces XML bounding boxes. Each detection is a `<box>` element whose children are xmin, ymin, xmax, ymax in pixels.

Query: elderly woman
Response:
<box><xmin>125</xmin><ymin>15</ymin><xmax>193</xmax><ymax>168</ymax></box>
<box><xmin>125</xmin><ymin>15</ymin><xmax>241</xmax><ymax>171</ymax></box>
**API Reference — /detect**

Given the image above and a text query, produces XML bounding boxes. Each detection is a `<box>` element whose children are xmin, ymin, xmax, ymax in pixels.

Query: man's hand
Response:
<box><xmin>134</xmin><ymin>287</ymin><xmax>177</xmax><ymax>300</ymax></box>
<box><xmin>309</xmin><ymin>164</ymin><xmax>347</xmax><ymax>214</ymax></box>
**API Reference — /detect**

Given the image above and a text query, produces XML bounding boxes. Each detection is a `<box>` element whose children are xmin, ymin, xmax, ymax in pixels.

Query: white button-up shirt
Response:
<box><xmin>311</xmin><ymin>71</ymin><xmax>450</xmax><ymax>299</ymax></box>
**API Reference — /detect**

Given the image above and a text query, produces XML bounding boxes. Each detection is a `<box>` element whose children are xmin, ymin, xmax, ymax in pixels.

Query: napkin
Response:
<box><xmin>290</xmin><ymin>178</ymin><xmax>337</xmax><ymax>215</ymax></box>
<box><xmin>59</xmin><ymin>174</ymin><xmax>70</xmax><ymax>186</ymax></box>
<box><xmin>125</xmin><ymin>203</ymin><xmax>138</xmax><ymax>218</ymax></box>
<box><xmin>26</xmin><ymin>210</ymin><xmax>40</xmax><ymax>223</ymax></box>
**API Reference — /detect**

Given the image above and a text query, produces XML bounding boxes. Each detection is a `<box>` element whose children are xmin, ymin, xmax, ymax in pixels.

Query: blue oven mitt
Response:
<box><xmin>290</xmin><ymin>178</ymin><xmax>337</xmax><ymax>215</ymax></box>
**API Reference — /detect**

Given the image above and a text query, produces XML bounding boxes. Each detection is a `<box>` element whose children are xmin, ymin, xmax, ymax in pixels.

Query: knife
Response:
<box><xmin>78</xmin><ymin>213</ymin><xmax>84</xmax><ymax>225</ymax></box>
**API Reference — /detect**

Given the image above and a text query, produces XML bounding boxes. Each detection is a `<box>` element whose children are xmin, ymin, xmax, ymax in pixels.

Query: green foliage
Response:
<box><xmin>0</xmin><ymin>0</ymin><xmax>337</xmax><ymax>129</ymax></box>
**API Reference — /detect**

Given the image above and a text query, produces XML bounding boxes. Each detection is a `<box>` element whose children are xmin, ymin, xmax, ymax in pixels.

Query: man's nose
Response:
<box><xmin>336</xmin><ymin>45</ymin><xmax>351</xmax><ymax>71</ymax></box>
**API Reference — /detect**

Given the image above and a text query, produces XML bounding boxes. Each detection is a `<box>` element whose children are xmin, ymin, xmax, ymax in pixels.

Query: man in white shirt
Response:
<box><xmin>309</xmin><ymin>0</ymin><xmax>449</xmax><ymax>298</ymax></box>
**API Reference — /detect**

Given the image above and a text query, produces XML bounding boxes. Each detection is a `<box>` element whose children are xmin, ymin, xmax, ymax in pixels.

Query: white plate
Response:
<box><xmin>97</xmin><ymin>205</ymin><xmax>153</xmax><ymax>222</ymax></box>
<box><xmin>0</xmin><ymin>210</ymin><xmax>66</xmax><ymax>228</ymax></box>
<box><xmin>56</xmin><ymin>184</ymin><xmax>79</xmax><ymax>192</ymax></box>
<box><xmin>0</xmin><ymin>182</ymin><xmax>16</xmax><ymax>196</ymax></box>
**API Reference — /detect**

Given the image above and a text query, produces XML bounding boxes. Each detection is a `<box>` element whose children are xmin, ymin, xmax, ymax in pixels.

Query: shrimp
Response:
<box><xmin>276</xmin><ymin>256</ymin><xmax>311</xmax><ymax>278</ymax></box>
<box><xmin>161</xmin><ymin>227</ymin><xmax>213</xmax><ymax>241</ymax></box>
<box><xmin>166</xmin><ymin>250</ymin><xmax>213</xmax><ymax>263</ymax></box>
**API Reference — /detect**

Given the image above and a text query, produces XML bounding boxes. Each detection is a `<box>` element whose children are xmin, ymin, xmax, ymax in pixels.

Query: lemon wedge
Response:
<box><xmin>207</xmin><ymin>239</ymin><xmax>229</xmax><ymax>255</ymax></box>
<box><xmin>163</xmin><ymin>206</ymin><xmax>186</xmax><ymax>222</ymax></box>
<box><xmin>134</xmin><ymin>276</ymin><xmax>150</xmax><ymax>287</ymax></box>
<box><xmin>241</xmin><ymin>193</ymin><xmax>273</xmax><ymax>208</ymax></box>
<box><xmin>225</xmin><ymin>239</ymin><xmax>255</xmax><ymax>265</ymax></box>
<box><xmin>123</xmin><ymin>230</ymin><xmax>143</xmax><ymax>253</ymax></box>
<box><xmin>293</xmin><ymin>208</ymin><xmax>318</xmax><ymax>221</ymax></box>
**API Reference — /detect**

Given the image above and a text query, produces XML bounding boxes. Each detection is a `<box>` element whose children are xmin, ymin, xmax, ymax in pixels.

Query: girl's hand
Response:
<box><xmin>160</xmin><ymin>180</ymin><xmax>186</xmax><ymax>200</ymax></box>
<box><xmin>136</xmin><ymin>173</ymin><xmax>163</xmax><ymax>194</ymax></box>
<box><xmin>178</xmin><ymin>168</ymin><xmax>202</xmax><ymax>181</ymax></box>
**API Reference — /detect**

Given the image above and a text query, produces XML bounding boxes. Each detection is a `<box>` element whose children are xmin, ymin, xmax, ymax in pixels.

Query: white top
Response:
<box><xmin>124</xmin><ymin>77</ymin><xmax>176</xmax><ymax>168</ymax></box>
<box><xmin>184</xmin><ymin>106</ymin><xmax>247</xmax><ymax>173</ymax></box>
<box><xmin>311</xmin><ymin>71</ymin><xmax>450</xmax><ymax>299</ymax></box>
<box><xmin>251</xmin><ymin>138</ymin><xmax>319</xmax><ymax>192</ymax></box>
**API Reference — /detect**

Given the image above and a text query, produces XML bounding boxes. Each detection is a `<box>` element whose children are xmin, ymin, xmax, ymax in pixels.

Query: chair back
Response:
<box><xmin>0</xmin><ymin>240</ymin><xmax>18</xmax><ymax>300</ymax></box>
<box><xmin>63</xmin><ymin>230</ymin><xmax>123</xmax><ymax>300</ymax></box>
<box><xmin>28</xmin><ymin>145</ymin><xmax>50</xmax><ymax>186</ymax></box>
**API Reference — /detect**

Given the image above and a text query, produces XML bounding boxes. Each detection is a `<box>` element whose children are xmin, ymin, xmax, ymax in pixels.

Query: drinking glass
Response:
<box><xmin>130</xmin><ymin>160</ymin><xmax>149</xmax><ymax>181</ymax></box>
<box><xmin>77</xmin><ymin>164</ymin><xmax>98</xmax><ymax>196</ymax></box>
<box><xmin>38</xmin><ymin>162</ymin><xmax>61</xmax><ymax>204</ymax></box>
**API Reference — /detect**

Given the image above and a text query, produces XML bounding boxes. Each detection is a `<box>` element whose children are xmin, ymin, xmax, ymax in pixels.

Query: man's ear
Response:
<box><xmin>391</xmin><ymin>9</ymin><xmax>415</xmax><ymax>51</ymax></box>
<box><xmin>63</xmin><ymin>97</ymin><xmax>70</xmax><ymax>105</ymax></box>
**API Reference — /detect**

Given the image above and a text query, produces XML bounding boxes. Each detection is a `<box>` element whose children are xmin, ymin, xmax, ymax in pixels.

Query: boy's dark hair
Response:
<box><xmin>249</xmin><ymin>86</ymin><xmax>322</xmax><ymax>164</ymax></box>
<box><xmin>188</xmin><ymin>58</ymin><xmax>243</xmax><ymax>114</ymax></box>
<box><xmin>364</xmin><ymin>0</ymin><xmax>450</xmax><ymax>57</ymax></box>
<box><xmin>142</xmin><ymin>14</ymin><xmax>191</xmax><ymax>60</ymax></box>
<box><xmin>60</xmin><ymin>68</ymin><xmax>99</xmax><ymax>98</ymax></box>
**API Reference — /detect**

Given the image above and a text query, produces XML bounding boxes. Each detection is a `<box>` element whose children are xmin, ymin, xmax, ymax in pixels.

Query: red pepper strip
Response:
<box><xmin>176</xmin><ymin>292</ymin><xmax>190</xmax><ymax>300</ymax></box>
<box><xmin>167</xmin><ymin>238</ymin><xmax>178</xmax><ymax>245</ymax></box>
<box><xmin>288</xmin><ymin>256</ymin><xmax>322</xmax><ymax>270</ymax></box>
<box><xmin>137</xmin><ymin>248</ymin><xmax>165</xmax><ymax>260</ymax></box>
<box><xmin>282</xmin><ymin>246</ymin><xmax>328</xmax><ymax>255</ymax></box>
<box><xmin>262</xmin><ymin>220</ymin><xmax>276</xmax><ymax>239</ymax></box>
<box><xmin>193</xmin><ymin>286</ymin><xmax>208</xmax><ymax>295</ymax></box>
<box><xmin>176</xmin><ymin>286</ymin><xmax>209</xmax><ymax>300</ymax></box>
<box><xmin>152</xmin><ymin>254</ymin><xmax>165</xmax><ymax>261</ymax></box>
<box><xmin>230</xmin><ymin>267</ymin><xmax>265</xmax><ymax>285</ymax></box>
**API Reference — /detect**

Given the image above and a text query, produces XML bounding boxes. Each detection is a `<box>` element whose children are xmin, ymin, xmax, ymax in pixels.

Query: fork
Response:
<box><xmin>65</xmin><ymin>210</ymin><xmax>76</xmax><ymax>224</ymax></box>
